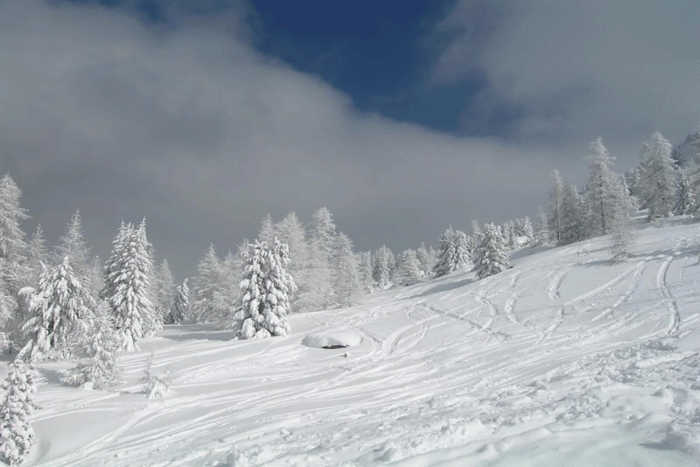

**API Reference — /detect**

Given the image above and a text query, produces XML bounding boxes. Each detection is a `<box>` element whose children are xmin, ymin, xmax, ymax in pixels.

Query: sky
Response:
<box><xmin>1</xmin><ymin>0</ymin><xmax>699</xmax><ymax>279</ymax></box>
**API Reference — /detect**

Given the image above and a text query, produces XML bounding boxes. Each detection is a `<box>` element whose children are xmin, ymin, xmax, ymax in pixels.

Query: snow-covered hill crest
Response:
<box><xmin>14</xmin><ymin>218</ymin><xmax>700</xmax><ymax>466</ymax></box>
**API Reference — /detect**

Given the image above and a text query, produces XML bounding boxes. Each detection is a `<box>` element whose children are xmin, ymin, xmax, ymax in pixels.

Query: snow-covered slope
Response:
<box><xmin>15</xmin><ymin>218</ymin><xmax>700</xmax><ymax>466</ymax></box>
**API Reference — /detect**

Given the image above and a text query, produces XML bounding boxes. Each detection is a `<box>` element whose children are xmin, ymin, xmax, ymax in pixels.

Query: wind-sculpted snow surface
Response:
<box><xmin>16</xmin><ymin>218</ymin><xmax>700</xmax><ymax>465</ymax></box>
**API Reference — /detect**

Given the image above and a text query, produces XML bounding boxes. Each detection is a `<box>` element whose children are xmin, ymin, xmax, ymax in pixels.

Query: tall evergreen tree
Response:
<box><xmin>472</xmin><ymin>223</ymin><xmax>511</xmax><ymax>279</ymax></box>
<box><xmin>585</xmin><ymin>138</ymin><xmax>626</xmax><ymax>236</ymax></box>
<box><xmin>639</xmin><ymin>132</ymin><xmax>677</xmax><ymax>219</ymax></box>
<box><xmin>153</xmin><ymin>259</ymin><xmax>176</xmax><ymax>325</ymax></box>
<box><xmin>547</xmin><ymin>170</ymin><xmax>565</xmax><ymax>244</ymax></box>
<box><xmin>559</xmin><ymin>184</ymin><xmax>588</xmax><ymax>244</ymax></box>
<box><xmin>233</xmin><ymin>239</ymin><xmax>295</xmax><ymax>339</ymax></box>
<box><xmin>415</xmin><ymin>242</ymin><xmax>435</xmax><ymax>278</ymax></box>
<box><xmin>310</xmin><ymin>207</ymin><xmax>337</xmax><ymax>309</ymax></box>
<box><xmin>356</xmin><ymin>251</ymin><xmax>374</xmax><ymax>292</ymax></box>
<box><xmin>101</xmin><ymin>222</ymin><xmax>154</xmax><ymax>352</ymax></box>
<box><xmin>395</xmin><ymin>249</ymin><xmax>422</xmax><ymax>286</ymax></box>
<box><xmin>191</xmin><ymin>245</ymin><xmax>234</xmax><ymax>325</ymax></box>
<box><xmin>62</xmin><ymin>300</ymin><xmax>121</xmax><ymax>390</ymax></box>
<box><xmin>434</xmin><ymin>228</ymin><xmax>469</xmax><ymax>277</ymax></box>
<box><xmin>26</xmin><ymin>225</ymin><xmax>48</xmax><ymax>285</ymax></box>
<box><xmin>674</xmin><ymin>168</ymin><xmax>695</xmax><ymax>215</ymax></box>
<box><xmin>274</xmin><ymin>212</ymin><xmax>311</xmax><ymax>313</ymax></box>
<box><xmin>170</xmin><ymin>278</ymin><xmax>189</xmax><ymax>324</ymax></box>
<box><xmin>20</xmin><ymin>257</ymin><xmax>95</xmax><ymax>361</ymax></box>
<box><xmin>372</xmin><ymin>245</ymin><xmax>394</xmax><ymax>289</ymax></box>
<box><xmin>55</xmin><ymin>211</ymin><xmax>90</xmax><ymax>275</ymax></box>
<box><xmin>333</xmin><ymin>233</ymin><xmax>362</xmax><ymax>307</ymax></box>
<box><xmin>0</xmin><ymin>360</ymin><xmax>36</xmax><ymax>466</ymax></box>
<box><xmin>258</xmin><ymin>214</ymin><xmax>275</xmax><ymax>244</ymax></box>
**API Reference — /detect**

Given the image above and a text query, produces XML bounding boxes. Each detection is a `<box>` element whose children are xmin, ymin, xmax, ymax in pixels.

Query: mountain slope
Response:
<box><xmin>17</xmin><ymin>217</ymin><xmax>700</xmax><ymax>466</ymax></box>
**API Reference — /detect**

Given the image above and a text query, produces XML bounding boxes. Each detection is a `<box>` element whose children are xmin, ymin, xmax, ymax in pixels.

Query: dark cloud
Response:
<box><xmin>2</xmin><ymin>0</ymin><xmax>572</xmax><ymax>278</ymax></box>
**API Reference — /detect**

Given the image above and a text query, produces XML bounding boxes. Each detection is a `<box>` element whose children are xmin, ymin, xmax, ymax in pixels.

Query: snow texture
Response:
<box><xmin>6</xmin><ymin>217</ymin><xmax>700</xmax><ymax>466</ymax></box>
<box><xmin>302</xmin><ymin>330</ymin><xmax>363</xmax><ymax>349</ymax></box>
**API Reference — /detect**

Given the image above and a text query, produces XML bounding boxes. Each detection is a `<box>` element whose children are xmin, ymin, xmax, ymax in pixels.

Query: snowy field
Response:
<box><xmin>11</xmin><ymin>217</ymin><xmax>700</xmax><ymax>466</ymax></box>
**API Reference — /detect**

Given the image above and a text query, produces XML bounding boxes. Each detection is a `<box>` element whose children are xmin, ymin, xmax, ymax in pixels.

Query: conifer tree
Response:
<box><xmin>548</xmin><ymin>170</ymin><xmax>565</xmax><ymax>244</ymax></box>
<box><xmin>333</xmin><ymin>233</ymin><xmax>362</xmax><ymax>307</ymax></box>
<box><xmin>26</xmin><ymin>225</ymin><xmax>48</xmax><ymax>285</ymax></box>
<box><xmin>191</xmin><ymin>245</ymin><xmax>233</xmax><ymax>324</ymax></box>
<box><xmin>372</xmin><ymin>245</ymin><xmax>394</xmax><ymax>289</ymax></box>
<box><xmin>309</xmin><ymin>207</ymin><xmax>337</xmax><ymax>309</ymax></box>
<box><xmin>20</xmin><ymin>257</ymin><xmax>94</xmax><ymax>361</ymax></box>
<box><xmin>434</xmin><ymin>228</ymin><xmax>469</xmax><ymax>277</ymax></box>
<box><xmin>170</xmin><ymin>278</ymin><xmax>189</xmax><ymax>324</ymax></box>
<box><xmin>356</xmin><ymin>251</ymin><xmax>374</xmax><ymax>292</ymax></box>
<box><xmin>153</xmin><ymin>259</ymin><xmax>176</xmax><ymax>325</ymax></box>
<box><xmin>639</xmin><ymin>132</ymin><xmax>677</xmax><ymax>219</ymax></box>
<box><xmin>0</xmin><ymin>359</ymin><xmax>36</xmax><ymax>466</ymax></box>
<box><xmin>559</xmin><ymin>184</ymin><xmax>588</xmax><ymax>244</ymax></box>
<box><xmin>415</xmin><ymin>242</ymin><xmax>434</xmax><ymax>278</ymax></box>
<box><xmin>585</xmin><ymin>138</ymin><xmax>626</xmax><ymax>236</ymax></box>
<box><xmin>274</xmin><ymin>212</ymin><xmax>311</xmax><ymax>313</ymax></box>
<box><xmin>674</xmin><ymin>168</ymin><xmax>695</xmax><ymax>215</ymax></box>
<box><xmin>472</xmin><ymin>223</ymin><xmax>511</xmax><ymax>279</ymax></box>
<box><xmin>101</xmin><ymin>222</ymin><xmax>154</xmax><ymax>352</ymax></box>
<box><xmin>395</xmin><ymin>249</ymin><xmax>422</xmax><ymax>286</ymax></box>
<box><xmin>55</xmin><ymin>211</ymin><xmax>90</xmax><ymax>278</ymax></box>
<box><xmin>0</xmin><ymin>175</ymin><xmax>29</xmax><ymax>284</ymax></box>
<box><xmin>258</xmin><ymin>214</ymin><xmax>275</xmax><ymax>244</ymax></box>
<box><xmin>62</xmin><ymin>301</ymin><xmax>121</xmax><ymax>389</ymax></box>
<box><xmin>233</xmin><ymin>239</ymin><xmax>295</xmax><ymax>339</ymax></box>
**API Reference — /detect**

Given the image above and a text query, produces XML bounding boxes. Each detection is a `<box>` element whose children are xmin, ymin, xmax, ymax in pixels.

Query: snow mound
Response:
<box><xmin>302</xmin><ymin>330</ymin><xmax>362</xmax><ymax>349</ymax></box>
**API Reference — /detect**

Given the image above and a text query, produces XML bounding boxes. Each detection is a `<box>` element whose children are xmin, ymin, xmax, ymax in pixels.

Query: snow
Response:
<box><xmin>14</xmin><ymin>217</ymin><xmax>700</xmax><ymax>466</ymax></box>
<box><xmin>302</xmin><ymin>330</ymin><xmax>363</xmax><ymax>349</ymax></box>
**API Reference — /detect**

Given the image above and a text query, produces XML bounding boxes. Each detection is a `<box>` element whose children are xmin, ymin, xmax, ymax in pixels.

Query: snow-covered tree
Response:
<box><xmin>372</xmin><ymin>245</ymin><xmax>394</xmax><ymax>289</ymax></box>
<box><xmin>190</xmin><ymin>245</ymin><xmax>234</xmax><ymax>325</ymax></box>
<box><xmin>309</xmin><ymin>207</ymin><xmax>337</xmax><ymax>310</ymax></box>
<box><xmin>433</xmin><ymin>228</ymin><xmax>469</xmax><ymax>277</ymax></box>
<box><xmin>548</xmin><ymin>170</ymin><xmax>565</xmax><ymax>244</ymax></box>
<box><xmin>559</xmin><ymin>184</ymin><xmax>588</xmax><ymax>244</ymax></box>
<box><xmin>514</xmin><ymin>217</ymin><xmax>534</xmax><ymax>246</ymax></box>
<box><xmin>333</xmin><ymin>233</ymin><xmax>362</xmax><ymax>307</ymax></box>
<box><xmin>585</xmin><ymin>138</ymin><xmax>626</xmax><ymax>236</ymax></box>
<box><xmin>472</xmin><ymin>223</ymin><xmax>511</xmax><ymax>279</ymax></box>
<box><xmin>639</xmin><ymin>132</ymin><xmax>677</xmax><ymax>219</ymax></box>
<box><xmin>532</xmin><ymin>207</ymin><xmax>550</xmax><ymax>246</ymax></box>
<box><xmin>274</xmin><ymin>212</ymin><xmax>311</xmax><ymax>313</ymax></box>
<box><xmin>258</xmin><ymin>214</ymin><xmax>275</xmax><ymax>244</ymax></box>
<box><xmin>395</xmin><ymin>249</ymin><xmax>422</xmax><ymax>286</ymax></box>
<box><xmin>356</xmin><ymin>251</ymin><xmax>374</xmax><ymax>292</ymax></box>
<box><xmin>0</xmin><ymin>359</ymin><xmax>36</xmax><ymax>466</ymax></box>
<box><xmin>62</xmin><ymin>300</ymin><xmax>121</xmax><ymax>390</ymax></box>
<box><xmin>55</xmin><ymin>211</ymin><xmax>90</xmax><ymax>276</ymax></box>
<box><xmin>0</xmin><ymin>175</ymin><xmax>29</xmax><ymax>283</ymax></box>
<box><xmin>153</xmin><ymin>259</ymin><xmax>176</xmax><ymax>325</ymax></box>
<box><xmin>233</xmin><ymin>239</ymin><xmax>295</xmax><ymax>339</ymax></box>
<box><xmin>416</xmin><ymin>242</ymin><xmax>436</xmax><ymax>278</ymax></box>
<box><xmin>674</xmin><ymin>168</ymin><xmax>695</xmax><ymax>215</ymax></box>
<box><xmin>101</xmin><ymin>222</ymin><xmax>155</xmax><ymax>352</ymax></box>
<box><xmin>26</xmin><ymin>225</ymin><xmax>48</xmax><ymax>285</ymax></box>
<box><xmin>169</xmin><ymin>278</ymin><xmax>189</xmax><ymax>324</ymax></box>
<box><xmin>20</xmin><ymin>257</ymin><xmax>95</xmax><ymax>361</ymax></box>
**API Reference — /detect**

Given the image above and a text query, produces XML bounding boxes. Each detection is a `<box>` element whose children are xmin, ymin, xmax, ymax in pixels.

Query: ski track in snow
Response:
<box><xmin>21</xmin><ymin>219</ymin><xmax>700</xmax><ymax>466</ymax></box>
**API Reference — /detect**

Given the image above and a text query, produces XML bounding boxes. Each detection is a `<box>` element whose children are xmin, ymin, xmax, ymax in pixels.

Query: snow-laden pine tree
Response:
<box><xmin>434</xmin><ymin>228</ymin><xmax>469</xmax><ymax>277</ymax></box>
<box><xmin>20</xmin><ymin>256</ymin><xmax>95</xmax><ymax>361</ymax></box>
<box><xmin>0</xmin><ymin>175</ymin><xmax>29</xmax><ymax>290</ymax></box>
<box><xmin>191</xmin><ymin>245</ymin><xmax>234</xmax><ymax>324</ymax></box>
<box><xmin>258</xmin><ymin>214</ymin><xmax>275</xmax><ymax>244</ymax></box>
<box><xmin>0</xmin><ymin>360</ymin><xmax>36</xmax><ymax>466</ymax></box>
<box><xmin>548</xmin><ymin>170</ymin><xmax>565</xmax><ymax>244</ymax></box>
<box><xmin>585</xmin><ymin>138</ymin><xmax>626</xmax><ymax>236</ymax></box>
<box><xmin>472</xmin><ymin>223</ymin><xmax>511</xmax><ymax>279</ymax></box>
<box><xmin>532</xmin><ymin>207</ymin><xmax>550</xmax><ymax>246</ymax></box>
<box><xmin>101</xmin><ymin>222</ymin><xmax>154</xmax><ymax>352</ymax></box>
<box><xmin>372</xmin><ymin>245</ymin><xmax>394</xmax><ymax>289</ymax></box>
<box><xmin>395</xmin><ymin>249</ymin><xmax>422</xmax><ymax>286</ymax></box>
<box><xmin>26</xmin><ymin>225</ymin><xmax>48</xmax><ymax>286</ymax></box>
<box><xmin>153</xmin><ymin>259</ymin><xmax>176</xmax><ymax>325</ymax></box>
<box><xmin>514</xmin><ymin>217</ymin><xmax>534</xmax><ymax>246</ymax></box>
<box><xmin>558</xmin><ymin>184</ymin><xmax>588</xmax><ymax>245</ymax></box>
<box><xmin>55</xmin><ymin>211</ymin><xmax>90</xmax><ymax>277</ymax></box>
<box><xmin>333</xmin><ymin>233</ymin><xmax>362</xmax><ymax>307</ymax></box>
<box><xmin>62</xmin><ymin>300</ymin><xmax>121</xmax><ymax>390</ymax></box>
<box><xmin>233</xmin><ymin>239</ymin><xmax>295</xmax><ymax>339</ymax></box>
<box><xmin>639</xmin><ymin>132</ymin><xmax>677</xmax><ymax>219</ymax></box>
<box><xmin>309</xmin><ymin>207</ymin><xmax>337</xmax><ymax>310</ymax></box>
<box><xmin>415</xmin><ymin>242</ymin><xmax>435</xmax><ymax>278</ymax></box>
<box><xmin>274</xmin><ymin>212</ymin><xmax>311</xmax><ymax>313</ymax></box>
<box><xmin>356</xmin><ymin>251</ymin><xmax>374</xmax><ymax>292</ymax></box>
<box><xmin>169</xmin><ymin>278</ymin><xmax>189</xmax><ymax>324</ymax></box>
<box><xmin>673</xmin><ymin>169</ymin><xmax>695</xmax><ymax>215</ymax></box>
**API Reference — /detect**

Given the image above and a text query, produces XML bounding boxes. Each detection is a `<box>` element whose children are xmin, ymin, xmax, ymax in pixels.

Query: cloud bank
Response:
<box><xmin>1</xmin><ymin>0</ymin><xmax>581</xmax><ymax>276</ymax></box>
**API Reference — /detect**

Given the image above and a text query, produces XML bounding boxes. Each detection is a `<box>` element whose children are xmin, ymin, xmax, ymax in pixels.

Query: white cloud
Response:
<box><xmin>433</xmin><ymin>0</ymin><xmax>700</xmax><ymax>148</ymax></box>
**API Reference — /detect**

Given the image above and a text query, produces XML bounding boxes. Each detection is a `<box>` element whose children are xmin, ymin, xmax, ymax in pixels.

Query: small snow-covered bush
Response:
<box><xmin>0</xmin><ymin>360</ymin><xmax>37</xmax><ymax>466</ymax></box>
